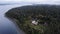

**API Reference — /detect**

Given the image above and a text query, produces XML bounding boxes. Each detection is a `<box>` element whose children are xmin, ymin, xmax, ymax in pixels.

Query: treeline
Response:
<box><xmin>5</xmin><ymin>5</ymin><xmax>60</xmax><ymax>34</ymax></box>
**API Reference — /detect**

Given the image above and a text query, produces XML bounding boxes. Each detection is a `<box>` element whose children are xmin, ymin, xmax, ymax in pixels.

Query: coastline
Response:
<box><xmin>5</xmin><ymin>5</ymin><xmax>60</xmax><ymax>34</ymax></box>
<box><xmin>5</xmin><ymin>16</ymin><xmax>25</xmax><ymax>34</ymax></box>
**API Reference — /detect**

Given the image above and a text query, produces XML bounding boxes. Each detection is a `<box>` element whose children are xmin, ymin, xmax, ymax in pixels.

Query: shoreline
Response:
<box><xmin>5</xmin><ymin>16</ymin><xmax>25</xmax><ymax>34</ymax></box>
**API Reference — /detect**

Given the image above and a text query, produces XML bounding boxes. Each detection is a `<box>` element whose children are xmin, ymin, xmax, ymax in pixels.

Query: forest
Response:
<box><xmin>5</xmin><ymin>5</ymin><xmax>60</xmax><ymax>34</ymax></box>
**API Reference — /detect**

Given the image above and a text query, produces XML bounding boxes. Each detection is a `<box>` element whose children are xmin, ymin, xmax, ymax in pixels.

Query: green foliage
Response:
<box><xmin>5</xmin><ymin>5</ymin><xmax>60</xmax><ymax>34</ymax></box>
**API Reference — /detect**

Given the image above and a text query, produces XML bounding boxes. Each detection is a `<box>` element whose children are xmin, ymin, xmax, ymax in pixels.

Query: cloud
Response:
<box><xmin>0</xmin><ymin>0</ymin><xmax>60</xmax><ymax>5</ymax></box>
<box><xmin>0</xmin><ymin>0</ymin><xmax>22</xmax><ymax>1</ymax></box>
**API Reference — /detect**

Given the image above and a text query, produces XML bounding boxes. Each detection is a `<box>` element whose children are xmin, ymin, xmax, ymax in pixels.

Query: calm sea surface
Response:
<box><xmin>0</xmin><ymin>4</ymin><xmax>28</xmax><ymax>34</ymax></box>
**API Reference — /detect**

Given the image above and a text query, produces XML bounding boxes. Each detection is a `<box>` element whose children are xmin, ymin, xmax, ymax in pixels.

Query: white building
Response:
<box><xmin>32</xmin><ymin>20</ymin><xmax>38</xmax><ymax>25</ymax></box>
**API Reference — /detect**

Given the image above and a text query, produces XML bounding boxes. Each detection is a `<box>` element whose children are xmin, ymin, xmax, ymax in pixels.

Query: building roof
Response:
<box><xmin>32</xmin><ymin>20</ymin><xmax>38</xmax><ymax>25</ymax></box>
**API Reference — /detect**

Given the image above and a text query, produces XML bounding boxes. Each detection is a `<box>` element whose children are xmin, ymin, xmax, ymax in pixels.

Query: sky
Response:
<box><xmin>0</xmin><ymin>0</ymin><xmax>60</xmax><ymax>5</ymax></box>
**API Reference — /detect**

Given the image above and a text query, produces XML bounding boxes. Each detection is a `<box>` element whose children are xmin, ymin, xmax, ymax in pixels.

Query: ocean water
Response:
<box><xmin>0</xmin><ymin>4</ymin><xmax>26</xmax><ymax>34</ymax></box>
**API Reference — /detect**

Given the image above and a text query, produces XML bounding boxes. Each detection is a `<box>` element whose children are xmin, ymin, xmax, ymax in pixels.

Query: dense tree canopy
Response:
<box><xmin>5</xmin><ymin>5</ymin><xmax>60</xmax><ymax>34</ymax></box>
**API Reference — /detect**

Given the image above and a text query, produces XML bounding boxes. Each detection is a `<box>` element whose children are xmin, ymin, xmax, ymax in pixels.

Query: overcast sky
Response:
<box><xmin>0</xmin><ymin>0</ymin><xmax>60</xmax><ymax>5</ymax></box>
